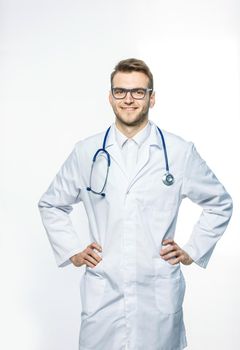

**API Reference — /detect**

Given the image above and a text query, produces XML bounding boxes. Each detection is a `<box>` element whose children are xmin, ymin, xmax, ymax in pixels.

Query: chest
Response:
<box><xmin>84</xmin><ymin>145</ymin><xmax>185</xmax><ymax>212</ymax></box>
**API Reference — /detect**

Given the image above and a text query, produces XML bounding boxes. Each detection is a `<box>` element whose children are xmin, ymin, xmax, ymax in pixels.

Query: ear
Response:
<box><xmin>109</xmin><ymin>91</ymin><xmax>113</xmax><ymax>105</ymax></box>
<box><xmin>149</xmin><ymin>91</ymin><xmax>155</xmax><ymax>108</ymax></box>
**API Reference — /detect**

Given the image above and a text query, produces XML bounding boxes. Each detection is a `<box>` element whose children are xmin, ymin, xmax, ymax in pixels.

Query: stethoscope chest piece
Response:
<box><xmin>162</xmin><ymin>172</ymin><xmax>175</xmax><ymax>186</ymax></box>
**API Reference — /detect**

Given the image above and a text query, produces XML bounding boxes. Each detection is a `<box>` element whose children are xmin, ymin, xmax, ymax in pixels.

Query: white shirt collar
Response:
<box><xmin>105</xmin><ymin>119</ymin><xmax>163</xmax><ymax>150</ymax></box>
<box><xmin>114</xmin><ymin>121</ymin><xmax>151</xmax><ymax>148</ymax></box>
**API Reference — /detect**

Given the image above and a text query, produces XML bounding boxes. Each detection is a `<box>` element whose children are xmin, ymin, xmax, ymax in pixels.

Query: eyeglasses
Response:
<box><xmin>111</xmin><ymin>87</ymin><xmax>153</xmax><ymax>100</ymax></box>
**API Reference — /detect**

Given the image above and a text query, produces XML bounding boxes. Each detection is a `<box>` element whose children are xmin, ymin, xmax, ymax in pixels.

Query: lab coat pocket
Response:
<box><xmin>80</xmin><ymin>262</ymin><xmax>106</xmax><ymax>319</ymax></box>
<box><xmin>154</xmin><ymin>258</ymin><xmax>186</xmax><ymax>314</ymax></box>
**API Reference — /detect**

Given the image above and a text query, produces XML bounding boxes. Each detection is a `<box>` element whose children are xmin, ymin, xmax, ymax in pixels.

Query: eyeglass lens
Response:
<box><xmin>112</xmin><ymin>88</ymin><xmax>148</xmax><ymax>99</ymax></box>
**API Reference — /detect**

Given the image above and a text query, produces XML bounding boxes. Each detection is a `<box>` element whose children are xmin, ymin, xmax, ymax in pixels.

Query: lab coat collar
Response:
<box><xmin>105</xmin><ymin>119</ymin><xmax>162</xmax><ymax>149</ymax></box>
<box><xmin>104</xmin><ymin>119</ymin><xmax>162</xmax><ymax>188</ymax></box>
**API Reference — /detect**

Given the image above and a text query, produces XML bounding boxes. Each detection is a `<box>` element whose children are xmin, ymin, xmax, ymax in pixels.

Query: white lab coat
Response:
<box><xmin>38</xmin><ymin>119</ymin><xmax>233</xmax><ymax>350</ymax></box>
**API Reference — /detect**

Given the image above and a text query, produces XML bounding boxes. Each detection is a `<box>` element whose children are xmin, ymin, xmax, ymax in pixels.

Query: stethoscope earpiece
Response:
<box><xmin>87</xmin><ymin>186</ymin><xmax>106</xmax><ymax>197</ymax></box>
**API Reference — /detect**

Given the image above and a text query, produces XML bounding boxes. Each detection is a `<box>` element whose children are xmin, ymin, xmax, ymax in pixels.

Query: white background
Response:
<box><xmin>1</xmin><ymin>0</ymin><xmax>239</xmax><ymax>349</ymax></box>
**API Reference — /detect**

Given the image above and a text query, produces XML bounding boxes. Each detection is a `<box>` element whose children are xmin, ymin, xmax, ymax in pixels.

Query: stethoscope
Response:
<box><xmin>86</xmin><ymin>125</ymin><xmax>174</xmax><ymax>197</ymax></box>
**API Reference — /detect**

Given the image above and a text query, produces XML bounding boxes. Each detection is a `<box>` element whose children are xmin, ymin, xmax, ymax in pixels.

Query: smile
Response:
<box><xmin>121</xmin><ymin>107</ymin><xmax>138</xmax><ymax>111</ymax></box>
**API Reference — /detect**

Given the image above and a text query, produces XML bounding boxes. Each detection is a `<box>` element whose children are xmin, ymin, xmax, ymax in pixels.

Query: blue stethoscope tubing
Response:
<box><xmin>87</xmin><ymin>125</ymin><xmax>174</xmax><ymax>197</ymax></box>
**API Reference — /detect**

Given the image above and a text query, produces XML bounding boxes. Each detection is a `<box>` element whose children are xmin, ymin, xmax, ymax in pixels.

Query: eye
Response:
<box><xmin>136</xmin><ymin>89</ymin><xmax>145</xmax><ymax>94</ymax></box>
<box><xmin>113</xmin><ymin>88</ymin><xmax>125</xmax><ymax>95</ymax></box>
<box><xmin>132</xmin><ymin>88</ymin><xmax>145</xmax><ymax>98</ymax></box>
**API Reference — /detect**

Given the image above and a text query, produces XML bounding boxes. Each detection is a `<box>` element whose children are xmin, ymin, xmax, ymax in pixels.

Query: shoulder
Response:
<box><xmin>153</xmin><ymin>123</ymin><xmax>193</xmax><ymax>153</ymax></box>
<box><xmin>73</xmin><ymin>126</ymin><xmax>111</xmax><ymax>158</ymax></box>
<box><xmin>158</xmin><ymin>128</ymin><xmax>205</xmax><ymax>168</ymax></box>
<box><xmin>162</xmin><ymin>129</ymin><xmax>189</xmax><ymax>144</ymax></box>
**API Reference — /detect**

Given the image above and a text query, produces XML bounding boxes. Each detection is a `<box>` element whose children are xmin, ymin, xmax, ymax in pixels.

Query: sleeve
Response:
<box><xmin>38</xmin><ymin>143</ymin><xmax>84</xmax><ymax>267</ymax></box>
<box><xmin>181</xmin><ymin>142</ymin><xmax>233</xmax><ymax>268</ymax></box>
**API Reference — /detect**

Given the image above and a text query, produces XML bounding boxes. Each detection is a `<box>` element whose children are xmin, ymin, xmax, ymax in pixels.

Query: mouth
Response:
<box><xmin>121</xmin><ymin>107</ymin><xmax>138</xmax><ymax>111</ymax></box>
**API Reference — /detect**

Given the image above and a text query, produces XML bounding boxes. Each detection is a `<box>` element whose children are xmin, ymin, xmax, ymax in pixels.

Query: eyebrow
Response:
<box><xmin>112</xmin><ymin>87</ymin><xmax>149</xmax><ymax>89</ymax></box>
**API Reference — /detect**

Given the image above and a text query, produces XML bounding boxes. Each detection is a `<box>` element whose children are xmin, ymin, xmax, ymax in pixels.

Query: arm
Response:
<box><xmin>180</xmin><ymin>142</ymin><xmax>233</xmax><ymax>268</ymax></box>
<box><xmin>38</xmin><ymin>144</ymin><xmax>83</xmax><ymax>267</ymax></box>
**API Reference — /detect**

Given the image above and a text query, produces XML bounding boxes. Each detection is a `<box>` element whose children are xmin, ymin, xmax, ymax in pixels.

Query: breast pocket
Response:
<box><xmin>80</xmin><ymin>261</ymin><xmax>106</xmax><ymax>319</ymax></box>
<box><xmin>154</xmin><ymin>258</ymin><xmax>186</xmax><ymax>314</ymax></box>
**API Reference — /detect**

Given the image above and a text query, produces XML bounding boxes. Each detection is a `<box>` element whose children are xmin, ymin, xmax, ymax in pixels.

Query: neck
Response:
<box><xmin>115</xmin><ymin>118</ymin><xmax>149</xmax><ymax>138</ymax></box>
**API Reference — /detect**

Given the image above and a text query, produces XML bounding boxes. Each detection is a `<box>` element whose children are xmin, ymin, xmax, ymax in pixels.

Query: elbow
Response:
<box><xmin>227</xmin><ymin>194</ymin><xmax>233</xmax><ymax>220</ymax></box>
<box><xmin>221</xmin><ymin>191</ymin><xmax>233</xmax><ymax>222</ymax></box>
<box><xmin>37</xmin><ymin>196</ymin><xmax>53</xmax><ymax>212</ymax></box>
<box><xmin>37</xmin><ymin>199</ymin><xmax>42</xmax><ymax>209</ymax></box>
<box><xmin>37</xmin><ymin>197</ymin><xmax>43</xmax><ymax>210</ymax></box>
<box><xmin>37</xmin><ymin>198</ymin><xmax>73</xmax><ymax>215</ymax></box>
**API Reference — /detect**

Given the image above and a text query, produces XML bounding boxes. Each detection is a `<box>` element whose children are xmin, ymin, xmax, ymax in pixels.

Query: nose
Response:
<box><xmin>124</xmin><ymin>91</ymin><xmax>134</xmax><ymax>103</ymax></box>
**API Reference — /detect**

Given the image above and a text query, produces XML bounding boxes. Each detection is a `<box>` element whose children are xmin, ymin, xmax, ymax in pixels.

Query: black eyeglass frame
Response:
<box><xmin>111</xmin><ymin>87</ymin><xmax>153</xmax><ymax>100</ymax></box>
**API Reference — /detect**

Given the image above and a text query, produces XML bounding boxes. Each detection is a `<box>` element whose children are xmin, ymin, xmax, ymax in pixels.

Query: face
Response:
<box><xmin>109</xmin><ymin>71</ymin><xmax>155</xmax><ymax>127</ymax></box>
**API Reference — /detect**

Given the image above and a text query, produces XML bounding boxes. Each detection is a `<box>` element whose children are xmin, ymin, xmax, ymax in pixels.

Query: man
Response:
<box><xmin>38</xmin><ymin>58</ymin><xmax>233</xmax><ymax>350</ymax></box>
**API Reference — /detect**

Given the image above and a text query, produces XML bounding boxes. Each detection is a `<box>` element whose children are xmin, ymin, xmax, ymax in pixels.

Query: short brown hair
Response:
<box><xmin>110</xmin><ymin>58</ymin><xmax>153</xmax><ymax>90</ymax></box>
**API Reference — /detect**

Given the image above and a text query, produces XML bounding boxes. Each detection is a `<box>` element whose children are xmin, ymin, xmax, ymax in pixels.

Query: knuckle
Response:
<box><xmin>83</xmin><ymin>252</ymin><xmax>89</xmax><ymax>259</ymax></box>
